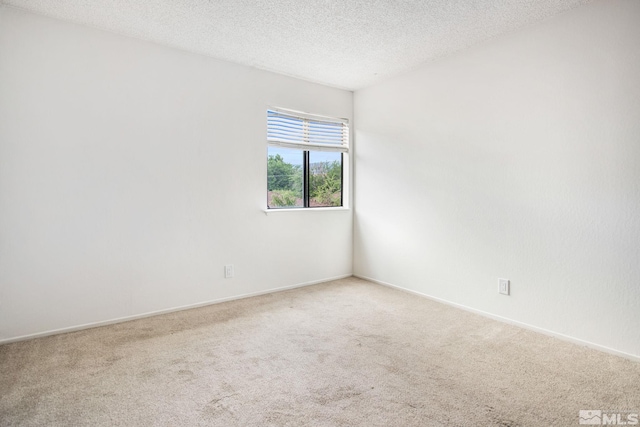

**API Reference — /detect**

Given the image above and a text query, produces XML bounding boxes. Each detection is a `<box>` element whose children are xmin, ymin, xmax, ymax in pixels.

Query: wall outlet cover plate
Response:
<box><xmin>499</xmin><ymin>278</ymin><xmax>510</xmax><ymax>295</ymax></box>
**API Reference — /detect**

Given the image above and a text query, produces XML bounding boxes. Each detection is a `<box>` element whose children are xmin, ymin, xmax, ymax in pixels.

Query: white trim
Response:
<box><xmin>263</xmin><ymin>207</ymin><xmax>350</xmax><ymax>215</ymax></box>
<box><xmin>268</xmin><ymin>106</ymin><xmax>349</xmax><ymax>125</ymax></box>
<box><xmin>267</xmin><ymin>140</ymin><xmax>348</xmax><ymax>153</ymax></box>
<box><xmin>0</xmin><ymin>274</ymin><xmax>352</xmax><ymax>345</ymax></box>
<box><xmin>354</xmin><ymin>274</ymin><xmax>640</xmax><ymax>363</ymax></box>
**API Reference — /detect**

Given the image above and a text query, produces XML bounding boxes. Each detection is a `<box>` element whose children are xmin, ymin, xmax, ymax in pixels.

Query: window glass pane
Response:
<box><xmin>309</xmin><ymin>151</ymin><xmax>342</xmax><ymax>207</ymax></box>
<box><xmin>267</xmin><ymin>147</ymin><xmax>303</xmax><ymax>208</ymax></box>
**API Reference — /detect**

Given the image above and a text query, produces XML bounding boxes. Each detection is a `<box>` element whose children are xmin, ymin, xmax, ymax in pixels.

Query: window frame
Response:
<box><xmin>266</xmin><ymin>107</ymin><xmax>349</xmax><ymax>211</ymax></box>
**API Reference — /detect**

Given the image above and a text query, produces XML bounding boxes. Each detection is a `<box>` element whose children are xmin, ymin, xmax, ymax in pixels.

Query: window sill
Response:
<box><xmin>263</xmin><ymin>207</ymin><xmax>350</xmax><ymax>215</ymax></box>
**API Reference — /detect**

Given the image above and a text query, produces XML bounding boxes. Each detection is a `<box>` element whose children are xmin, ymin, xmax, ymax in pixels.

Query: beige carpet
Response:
<box><xmin>1</xmin><ymin>277</ymin><xmax>639</xmax><ymax>426</ymax></box>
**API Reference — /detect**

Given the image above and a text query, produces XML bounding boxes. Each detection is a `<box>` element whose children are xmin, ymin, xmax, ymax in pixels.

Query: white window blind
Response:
<box><xmin>267</xmin><ymin>108</ymin><xmax>349</xmax><ymax>153</ymax></box>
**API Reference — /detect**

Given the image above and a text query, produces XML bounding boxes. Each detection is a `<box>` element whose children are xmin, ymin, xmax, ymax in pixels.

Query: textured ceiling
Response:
<box><xmin>2</xmin><ymin>0</ymin><xmax>593</xmax><ymax>90</ymax></box>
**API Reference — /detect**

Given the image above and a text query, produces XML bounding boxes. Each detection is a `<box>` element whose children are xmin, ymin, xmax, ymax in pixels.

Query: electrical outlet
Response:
<box><xmin>224</xmin><ymin>265</ymin><xmax>234</xmax><ymax>279</ymax></box>
<box><xmin>499</xmin><ymin>278</ymin><xmax>510</xmax><ymax>295</ymax></box>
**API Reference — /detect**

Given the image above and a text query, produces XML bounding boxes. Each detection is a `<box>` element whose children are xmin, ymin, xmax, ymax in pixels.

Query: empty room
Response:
<box><xmin>1</xmin><ymin>0</ymin><xmax>639</xmax><ymax>425</ymax></box>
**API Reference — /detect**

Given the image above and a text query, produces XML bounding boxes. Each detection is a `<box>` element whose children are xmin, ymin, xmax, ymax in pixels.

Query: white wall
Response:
<box><xmin>354</xmin><ymin>0</ymin><xmax>640</xmax><ymax>358</ymax></box>
<box><xmin>0</xmin><ymin>6</ymin><xmax>352</xmax><ymax>342</ymax></box>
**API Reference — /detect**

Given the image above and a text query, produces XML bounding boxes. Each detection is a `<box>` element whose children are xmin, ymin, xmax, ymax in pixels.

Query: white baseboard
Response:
<box><xmin>354</xmin><ymin>274</ymin><xmax>640</xmax><ymax>363</ymax></box>
<box><xmin>0</xmin><ymin>274</ymin><xmax>352</xmax><ymax>345</ymax></box>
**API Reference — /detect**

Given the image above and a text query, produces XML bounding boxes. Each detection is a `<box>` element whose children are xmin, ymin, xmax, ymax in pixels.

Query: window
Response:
<box><xmin>267</xmin><ymin>108</ymin><xmax>349</xmax><ymax>209</ymax></box>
